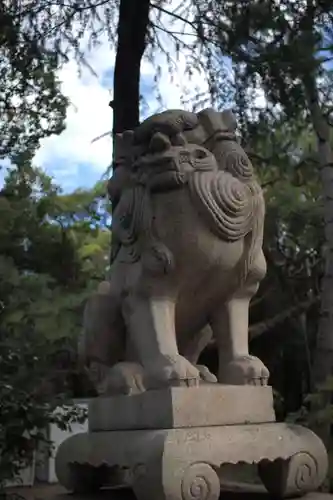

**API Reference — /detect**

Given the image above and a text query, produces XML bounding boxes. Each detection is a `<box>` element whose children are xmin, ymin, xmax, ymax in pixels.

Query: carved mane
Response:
<box><xmin>111</xmin><ymin>181</ymin><xmax>174</xmax><ymax>274</ymax></box>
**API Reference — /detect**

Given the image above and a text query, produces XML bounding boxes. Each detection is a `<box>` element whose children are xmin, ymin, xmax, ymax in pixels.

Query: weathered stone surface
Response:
<box><xmin>88</xmin><ymin>385</ymin><xmax>275</xmax><ymax>431</ymax></box>
<box><xmin>55</xmin><ymin>423</ymin><xmax>328</xmax><ymax>500</ymax></box>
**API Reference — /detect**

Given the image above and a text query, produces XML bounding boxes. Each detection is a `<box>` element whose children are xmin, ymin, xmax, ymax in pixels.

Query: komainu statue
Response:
<box><xmin>79</xmin><ymin>108</ymin><xmax>269</xmax><ymax>394</ymax></box>
<box><xmin>57</xmin><ymin>108</ymin><xmax>328</xmax><ymax>500</ymax></box>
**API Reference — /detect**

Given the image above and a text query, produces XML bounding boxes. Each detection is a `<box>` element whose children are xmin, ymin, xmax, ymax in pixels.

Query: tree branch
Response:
<box><xmin>249</xmin><ymin>296</ymin><xmax>319</xmax><ymax>340</ymax></box>
<box><xmin>150</xmin><ymin>2</ymin><xmax>198</xmax><ymax>32</ymax></box>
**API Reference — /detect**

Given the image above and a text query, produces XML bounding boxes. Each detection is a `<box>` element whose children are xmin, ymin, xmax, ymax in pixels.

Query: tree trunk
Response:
<box><xmin>305</xmin><ymin>76</ymin><xmax>333</xmax><ymax>386</ymax></box>
<box><xmin>112</xmin><ymin>0</ymin><xmax>151</xmax><ymax>139</ymax></box>
<box><xmin>304</xmin><ymin>75</ymin><xmax>333</xmax><ymax>482</ymax></box>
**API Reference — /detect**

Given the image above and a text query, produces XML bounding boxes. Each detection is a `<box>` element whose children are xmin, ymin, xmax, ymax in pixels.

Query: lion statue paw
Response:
<box><xmin>97</xmin><ymin>359</ymin><xmax>217</xmax><ymax>396</ymax></box>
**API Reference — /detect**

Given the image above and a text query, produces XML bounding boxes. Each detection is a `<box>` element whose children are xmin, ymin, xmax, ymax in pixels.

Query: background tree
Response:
<box><xmin>0</xmin><ymin>155</ymin><xmax>110</xmax><ymax>489</ymax></box>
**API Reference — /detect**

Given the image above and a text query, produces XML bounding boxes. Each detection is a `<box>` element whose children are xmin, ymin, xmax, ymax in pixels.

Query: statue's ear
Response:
<box><xmin>220</xmin><ymin>109</ymin><xmax>237</xmax><ymax>132</ymax></box>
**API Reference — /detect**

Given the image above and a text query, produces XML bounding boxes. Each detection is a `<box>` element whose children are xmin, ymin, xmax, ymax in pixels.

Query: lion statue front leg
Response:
<box><xmin>210</xmin><ymin>249</ymin><xmax>269</xmax><ymax>386</ymax></box>
<box><xmin>122</xmin><ymin>283</ymin><xmax>201</xmax><ymax>389</ymax></box>
<box><xmin>80</xmin><ymin>281</ymin><xmax>216</xmax><ymax>396</ymax></box>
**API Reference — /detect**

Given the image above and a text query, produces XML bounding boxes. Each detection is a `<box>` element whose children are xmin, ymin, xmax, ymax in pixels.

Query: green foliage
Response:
<box><xmin>194</xmin><ymin>0</ymin><xmax>333</xmax><ymax>119</ymax></box>
<box><xmin>0</xmin><ymin>327</ymin><xmax>87</xmax><ymax>490</ymax></box>
<box><xmin>0</xmin><ymin>9</ymin><xmax>67</xmax><ymax>159</ymax></box>
<box><xmin>0</xmin><ymin>157</ymin><xmax>105</xmax><ymax>488</ymax></box>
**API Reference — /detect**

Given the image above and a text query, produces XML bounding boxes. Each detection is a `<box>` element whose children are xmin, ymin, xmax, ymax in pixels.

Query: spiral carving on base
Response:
<box><xmin>259</xmin><ymin>452</ymin><xmax>320</xmax><ymax>498</ymax></box>
<box><xmin>288</xmin><ymin>453</ymin><xmax>318</xmax><ymax>492</ymax></box>
<box><xmin>181</xmin><ymin>463</ymin><xmax>220</xmax><ymax>500</ymax></box>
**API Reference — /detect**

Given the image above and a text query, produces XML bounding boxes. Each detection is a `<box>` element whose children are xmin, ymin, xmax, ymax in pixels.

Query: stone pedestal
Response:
<box><xmin>55</xmin><ymin>386</ymin><xmax>328</xmax><ymax>500</ymax></box>
<box><xmin>88</xmin><ymin>385</ymin><xmax>275</xmax><ymax>431</ymax></box>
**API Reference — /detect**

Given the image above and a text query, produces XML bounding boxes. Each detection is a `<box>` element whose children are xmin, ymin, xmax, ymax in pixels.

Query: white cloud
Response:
<box><xmin>34</xmin><ymin>38</ymin><xmax>115</xmax><ymax>179</ymax></box>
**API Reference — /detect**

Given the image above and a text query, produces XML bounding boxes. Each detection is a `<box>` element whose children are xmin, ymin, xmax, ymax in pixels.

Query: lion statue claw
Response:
<box><xmin>79</xmin><ymin>108</ymin><xmax>269</xmax><ymax>395</ymax></box>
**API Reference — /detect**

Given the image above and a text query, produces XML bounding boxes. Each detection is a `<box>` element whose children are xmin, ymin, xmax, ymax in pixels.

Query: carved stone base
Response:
<box><xmin>55</xmin><ymin>423</ymin><xmax>328</xmax><ymax>500</ymax></box>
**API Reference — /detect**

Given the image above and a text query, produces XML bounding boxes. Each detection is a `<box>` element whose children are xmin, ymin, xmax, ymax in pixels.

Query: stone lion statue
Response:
<box><xmin>78</xmin><ymin>108</ymin><xmax>269</xmax><ymax>395</ymax></box>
